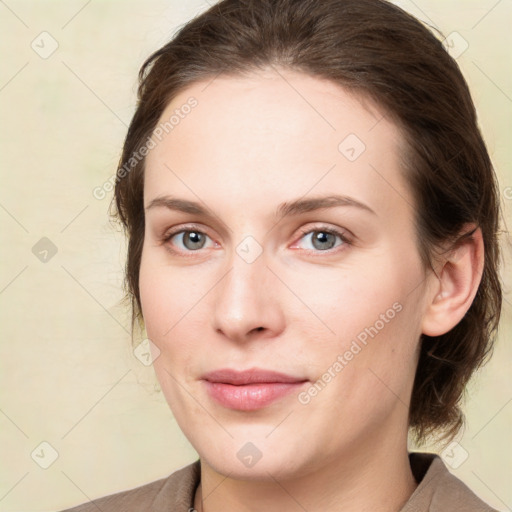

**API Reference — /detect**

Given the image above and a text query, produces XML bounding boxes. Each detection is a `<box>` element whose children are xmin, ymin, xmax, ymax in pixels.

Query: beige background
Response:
<box><xmin>0</xmin><ymin>1</ymin><xmax>510</xmax><ymax>511</ymax></box>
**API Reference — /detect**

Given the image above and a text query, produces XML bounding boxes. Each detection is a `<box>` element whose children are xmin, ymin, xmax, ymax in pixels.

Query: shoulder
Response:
<box><xmin>403</xmin><ymin>452</ymin><xmax>498</xmax><ymax>512</ymax></box>
<box><xmin>58</xmin><ymin>460</ymin><xmax>200</xmax><ymax>512</ymax></box>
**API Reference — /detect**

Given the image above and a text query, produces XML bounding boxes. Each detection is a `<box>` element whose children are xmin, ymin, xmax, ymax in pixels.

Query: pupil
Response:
<box><xmin>185</xmin><ymin>232</ymin><xmax>204</xmax><ymax>249</ymax></box>
<box><xmin>313</xmin><ymin>231</ymin><xmax>335</xmax><ymax>250</ymax></box>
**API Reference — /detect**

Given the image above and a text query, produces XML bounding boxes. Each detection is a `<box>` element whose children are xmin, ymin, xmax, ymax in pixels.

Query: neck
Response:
<box><xmin>193</xmin><ymin>431</ymin><xmax>417</xmax><ymax>512</ymax></box>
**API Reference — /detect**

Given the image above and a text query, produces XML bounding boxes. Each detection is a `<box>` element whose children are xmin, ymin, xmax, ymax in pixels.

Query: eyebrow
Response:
<box><xmin>276</xmin><ymin>194</ymin><xmax>376</xmax><ymax>218</ymax></box>
<box><xmin>145</xmin><ymin>194</ymin><xmax>376</xmax><ymax>219</ymax></box>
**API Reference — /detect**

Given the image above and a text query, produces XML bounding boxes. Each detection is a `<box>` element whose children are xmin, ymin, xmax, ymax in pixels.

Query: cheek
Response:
<box><xmin>283</xmin><ymin>259</ymin><xmax>407</xmax><ymax>343</ymax></box>
<box><xmin>138</xmin><ymin>256</ymin><xmax>198</xmax><ymax>414</ymax></box>
<box><xmin>138</xmin><ymin>249</ymin><xmax>211</xmax><ymax>375</ymax></box>
<box><xmin>138</xmin><ymin>251</ymin><xmax>187</xmax><ymax>375</ymax></box>
<box><xmin>293</xmin><ymin>250</ymin><xmax>424</xmax><ymax>383</ymax></box>
<box><xmin>298</xmin><ymin>296</ymin><xmax>420</xmax><ymax>444</ymax></box>
<box><xmin>138</xmin><ymin>247</ymin><xmax>202</xmax><ymax>338</ymax></box>
<box><xmin>138</xmin><ymin>261</ymin><xmax>167</xmax><ymax>339</ymax></box>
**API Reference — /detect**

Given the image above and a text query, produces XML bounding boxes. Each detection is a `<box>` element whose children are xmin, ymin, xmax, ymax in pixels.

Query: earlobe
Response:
<box><xmin>421</xmin><ymin>225</ymin><xmax>484</xmax><ymax>337</ymax></box>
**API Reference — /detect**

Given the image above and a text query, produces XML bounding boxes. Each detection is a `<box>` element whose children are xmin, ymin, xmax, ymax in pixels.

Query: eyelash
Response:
<box><xmin>160</xmin><ymin>223</ymin><xmax>352</xmax><ymax>257</ymax></box>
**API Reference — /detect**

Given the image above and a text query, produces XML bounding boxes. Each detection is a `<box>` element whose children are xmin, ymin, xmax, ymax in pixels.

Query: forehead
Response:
<box><xmin>144</xmin><ymin>68</ymin><xmax>413</xmax><ymax>220</ymax></box>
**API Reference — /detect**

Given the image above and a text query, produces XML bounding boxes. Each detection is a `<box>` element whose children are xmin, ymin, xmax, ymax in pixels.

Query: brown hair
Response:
<box><xmin>111</xmin><ymin>0</ymin><xmax>502</xmax><ymax>442</ymax></box>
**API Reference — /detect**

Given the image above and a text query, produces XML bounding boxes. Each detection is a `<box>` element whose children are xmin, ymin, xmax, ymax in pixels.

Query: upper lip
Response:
<box><xmin>202</xmin><ymin>368</ymin><xmax>308</xmax><ymax>385</ymax></box>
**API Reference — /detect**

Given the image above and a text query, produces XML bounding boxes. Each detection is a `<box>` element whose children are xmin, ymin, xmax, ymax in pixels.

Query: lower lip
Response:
<box><xmin>204</xmin><ymin>381</ymin><xmax>307</xmax><ymax>411</ymax></box>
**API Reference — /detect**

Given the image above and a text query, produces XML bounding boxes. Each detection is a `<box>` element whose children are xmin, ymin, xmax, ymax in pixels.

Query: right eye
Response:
<box><xmin>162</xmin><ymin>227</ymin><xmax>217</xmax><ymax>254</ymax></box>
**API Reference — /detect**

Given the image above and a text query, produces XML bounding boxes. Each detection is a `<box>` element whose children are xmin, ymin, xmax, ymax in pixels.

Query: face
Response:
<box><xmin>139</xmin><ymin>68</ymin><xmax>431</xmax><ymax>480</ymax></box>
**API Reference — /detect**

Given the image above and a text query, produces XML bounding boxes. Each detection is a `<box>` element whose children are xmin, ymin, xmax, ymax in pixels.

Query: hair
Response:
<box><xmin>111</xmin><ymin>0</ymin><xmax>502</xmax><ymax>442</ymax></box>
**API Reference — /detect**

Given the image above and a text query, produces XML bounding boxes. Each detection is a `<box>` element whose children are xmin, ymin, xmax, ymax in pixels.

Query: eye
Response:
<box><xmin>292</xmin><ymin>226</ymin><xmax>351</xmax><ymax>253</ymax></box>
<box><xmin>161</xmin><ymin>224</ymin><xmax>351</xmax><ymax>256</ymax></box>
<box><xmin>163</xmin><ymin>227</ymin><xmax>216</xmax><ymax>252</ymax></box>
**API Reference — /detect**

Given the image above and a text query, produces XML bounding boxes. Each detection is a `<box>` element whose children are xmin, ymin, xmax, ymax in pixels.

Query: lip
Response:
<box><xmin>202</xmin><ymin>368</ymin><xmax>308</xmax><ymax>411</ymax></box>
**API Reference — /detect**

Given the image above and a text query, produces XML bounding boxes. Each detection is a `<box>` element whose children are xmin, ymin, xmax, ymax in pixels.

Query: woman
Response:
<box><xmin>63</xmin><ymin>0</ymin><xmax>503</xmax><ymax>510</ymax></box>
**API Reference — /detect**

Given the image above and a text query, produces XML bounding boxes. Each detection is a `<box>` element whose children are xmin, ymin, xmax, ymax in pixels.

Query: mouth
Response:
<box><xmin>201</xmin><ymin>368</ymin><xmax>309</xmax><ymax>411</ymax></box>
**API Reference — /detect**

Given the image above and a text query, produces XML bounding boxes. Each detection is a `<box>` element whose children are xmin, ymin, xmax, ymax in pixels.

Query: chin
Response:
<box><xmin>202</xmin><ymin>452</ymin><xmax>301</xmax><ymax>481</ymax></box>
<box><xmin>192</xmin><ymin>432</ymin><xmax>316</xmax><ymax>482</ymax></box>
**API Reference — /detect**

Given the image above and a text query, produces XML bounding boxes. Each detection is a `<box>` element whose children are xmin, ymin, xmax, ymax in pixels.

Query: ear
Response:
<box><xmin>421</xmin><ymin>224</ymin><xmax>484</xmax><ymax>337</ymax></box>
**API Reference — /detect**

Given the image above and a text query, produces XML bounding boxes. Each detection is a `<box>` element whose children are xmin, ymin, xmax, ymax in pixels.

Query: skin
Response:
<box><xmin>139</xmin><ymin>68</ymin><xmax>484</xmax><ymax>512</ymax></box>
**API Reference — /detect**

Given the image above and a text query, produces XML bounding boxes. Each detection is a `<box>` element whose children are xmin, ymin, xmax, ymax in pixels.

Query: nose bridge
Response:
<box><xmin>211</xmin><ymin>239</ymin><xmax>282</xmax><ymax>341</ymax></box>
<box><xmin>219</xmin><ymin>246</ymin><xmax>267</xmax><ymax>318</ymax></box>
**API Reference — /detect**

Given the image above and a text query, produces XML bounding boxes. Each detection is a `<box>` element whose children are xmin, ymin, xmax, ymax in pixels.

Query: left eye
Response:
<box><xmin>294</xmin><ymin>228</ymin><xmax>348</xmax><ymax>252</ymax></box>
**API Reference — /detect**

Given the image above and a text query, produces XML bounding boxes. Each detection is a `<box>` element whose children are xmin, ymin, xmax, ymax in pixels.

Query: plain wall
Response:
<box><xmin>0</xmin><ymin>1</ymin><xmax>510</xmax><ymax>510</ymax></box>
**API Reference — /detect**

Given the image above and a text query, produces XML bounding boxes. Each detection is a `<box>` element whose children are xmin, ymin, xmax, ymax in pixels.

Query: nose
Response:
<box><xmin>211</xmin><ymin>249</ymin><xmax>285</xmax><ymax>344</ymax></box>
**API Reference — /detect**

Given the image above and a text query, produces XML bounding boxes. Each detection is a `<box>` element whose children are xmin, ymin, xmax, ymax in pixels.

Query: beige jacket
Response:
<box><xmin>60</xmin><ymin>452</ymin><xmax>497</xmax><ymax>511</ymax></box>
